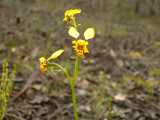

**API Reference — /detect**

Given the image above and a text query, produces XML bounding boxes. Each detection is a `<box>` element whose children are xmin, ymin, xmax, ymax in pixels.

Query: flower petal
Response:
<box><xmin>68</xmin><ymin>27</ymin><xmax>80</xmax><ymax>39</ymax></box>
<box><xmin>84</xmin><ymin>28</ymin><xmax>95</xmax><ymax>40</ymax></box>
<box><xmin>47</xmin><ymin>49</ymin><xmax>64</xmax><ymax>61</ymax></box>
<box><xmin>65</xmin><ymin>9</ymin><xmax>81</xmax><ymax>16</ymax></box>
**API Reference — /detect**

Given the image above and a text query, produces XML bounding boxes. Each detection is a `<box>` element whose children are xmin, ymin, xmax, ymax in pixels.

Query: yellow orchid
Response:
<box><xmin>63</xmin><ymin>8</ymin><xmax>81</xmax><ymax>24</ymax></box>
<box><xmin>39</xmin><ymin>57</ymin><xmax>48</xmax><ymax>73</ymax></box>
<box><xmin>38</xmin><ymin>9</ymin><xmax>95</xmax><ymax>120</ymax></box>
<box><xmin>39</xmin><ymin>49</ymin><xmax>64</xmax><ymax>73</ymax></box>
<box><xmin>68</xmin><ymin>27</ymin><xmax>95</xmax><ymax>57</ymax></box>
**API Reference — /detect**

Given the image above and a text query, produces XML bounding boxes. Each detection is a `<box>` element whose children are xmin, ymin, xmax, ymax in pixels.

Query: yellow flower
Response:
<box><xmin>63</xmin><ymin>9</ymin><xmax>81</xmax><ymax>24</ymax></box>
<box><xmin>39</xmin><ymin>57</ymin><xmax>48</xmax><ymax>73</ymax></box>
<box><xmin>72</xmin><ymin>40</ymin><xmax>89</xmax><ymax>58</ymax></box>
<box><xmin>39</xmin><ymin>49</ymin><xmax>64</xmax><ymax>73</ymax></box>
<box><xmin>68</xmin><ymin>27</ymin><xmax>95</xmax><ymax>58</ymax></box>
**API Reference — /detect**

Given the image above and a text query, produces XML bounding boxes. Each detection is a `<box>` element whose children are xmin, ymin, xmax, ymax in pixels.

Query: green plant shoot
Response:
<box><xmin>0</xmin><ymin>60</ymin><xmax>16</xmax><ymax>120</ymax></box>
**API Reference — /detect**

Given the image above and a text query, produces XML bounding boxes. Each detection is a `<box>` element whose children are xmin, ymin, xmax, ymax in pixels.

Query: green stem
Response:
<box><xmin>48</xmin><ymin>62</ymin><xmax>70</xmax><ymax>79</ymax></box>
<box><xmin>73</xmin><ymin>17</ymin><xmax>77</xmax><ymax>29</ymax></box>
<box><xmin>70</xmin><ymin>56</ymin><xmax>80</xmax><ymax>120</ymax></box>
<box><xmin>70</xmin><ymin>79</ymin><xmax>78</xmax><ymax>120</ymax></box>
<box><xmin>73</xmin><ymin>57</ymin><xmax>80</xmax><ymax>84</ymax></box>
<box><xmin>49</xmin><ymin>58</ymin><xmax>80</xmax><ymax>120</ymax></box>
<box><xmin>72</xmin><ymin>57</ymin><xmax>80</xmax><ymax>120</ymax></box>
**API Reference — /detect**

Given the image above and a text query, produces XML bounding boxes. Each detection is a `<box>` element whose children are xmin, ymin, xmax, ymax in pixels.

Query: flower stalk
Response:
<box><xmin>70</xmin><ymin>56</ymin><xmax>80</xmax><ymax>120</ymax></box>
<box><xmin>49</xmin><ymin>59</ymin><xmax>79</xmax><ymax>120</ymax></box>
<box><xmin>39</xmin><ymin>8</ymin><xmax>95</xmax><ymax>120</ymax></box>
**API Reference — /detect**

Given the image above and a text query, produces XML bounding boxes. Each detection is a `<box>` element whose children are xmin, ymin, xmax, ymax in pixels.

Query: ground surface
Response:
<box><xmin>0</xmin><ymin>0</ymin><xmax>160</xmax><ymax>120</ymax></box>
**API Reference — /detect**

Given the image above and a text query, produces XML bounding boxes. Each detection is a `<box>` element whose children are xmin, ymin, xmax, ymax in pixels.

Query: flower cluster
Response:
<box><xmin>39</xmin><ymin>8</ymin><xmax>95</xmax><ymax>73</ymax></box>
<box><xmin>64</xmin><ymin>9</ymin><xmax>95</xmax><ymax>58</ymax></box>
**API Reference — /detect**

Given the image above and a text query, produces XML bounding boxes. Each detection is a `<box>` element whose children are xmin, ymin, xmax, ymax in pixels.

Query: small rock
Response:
<box><xmin>114</xmin><ymin>93</ymin><xmax>126</xmax><ymax>101</ymax></box>
<box><xmin>79</xmin><ymin>105</ymin><xmax>91</xmax><ymax>112</ymax></box>
<box><xmin>77</xmin><ymin>89</ymin><xmax>87</xmax><ymax>96</ymax></box>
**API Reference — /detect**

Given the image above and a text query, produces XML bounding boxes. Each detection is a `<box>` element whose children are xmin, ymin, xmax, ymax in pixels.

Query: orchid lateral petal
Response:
<box><xmin>84</xmin><ymin>28</ymin><xmax>95</xmax><ymax>40</ymax></box>
<box><xmin>47</xmin><ymin>49</ymin><xmax>64</xmax><ymax>61</ymax></box>
<box><xmin>68</xmin><ymin>27</ymin><xmax>80</xmax><ymax>39</ymax></box>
